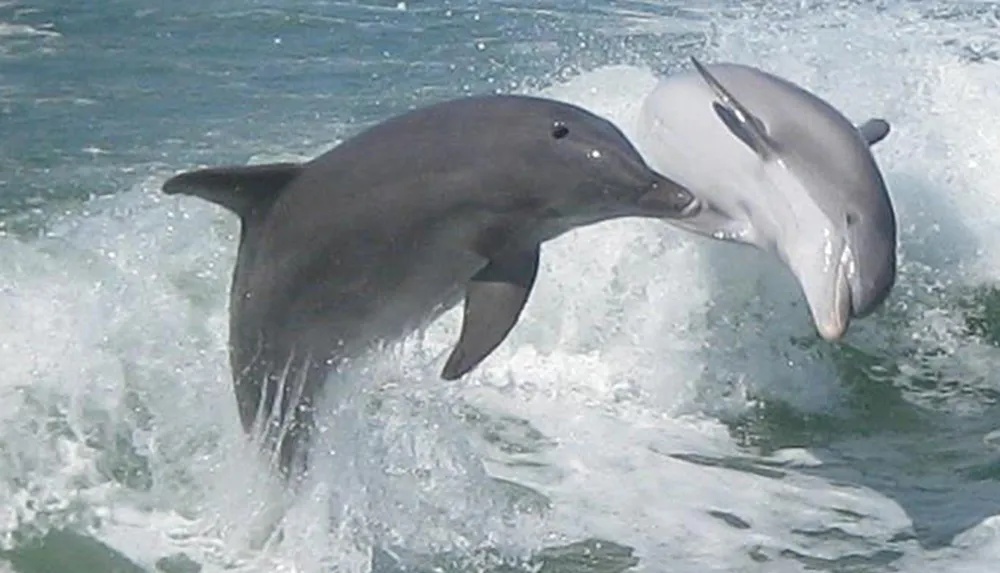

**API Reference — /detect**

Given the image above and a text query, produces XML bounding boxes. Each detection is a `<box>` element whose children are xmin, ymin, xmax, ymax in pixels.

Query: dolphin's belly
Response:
<box><xmin>635</xmin><ymin>77</ymin><xmax>769</xmax><ymax>245</ymax></box>
<box><xmin>237</xmin><ymin>227</ymin><xmax>487</xmax><ymax>374</ymax></box>
<box><xmin>353</xmin><ymin>246</ymin><xmax>480</xmax><ymax>346</ymax></box>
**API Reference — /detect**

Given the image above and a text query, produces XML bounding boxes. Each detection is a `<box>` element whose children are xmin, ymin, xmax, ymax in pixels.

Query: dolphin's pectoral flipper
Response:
<box><xmin>711</xmin><ymin>102</ymin><xmax>773</xmax><ymax>158</ymax></box>
<box><xmin>162</xmin><ymin>162</ymin><xmax>304</xmax><ymax>221</ymax></box>
<box><xmin>690</xmin><ymin>56</ymin><xmax>777</xmax><ymax>160</ymax></box>
<box><xmin>440</xmin><ymin>246</ymin><xmax>541</xmax><ymax>380</ymax></box>
<box><xmin>857</xmin><ymin>119</ymin><xmax>891</xmax><ymax>146</ymax></box>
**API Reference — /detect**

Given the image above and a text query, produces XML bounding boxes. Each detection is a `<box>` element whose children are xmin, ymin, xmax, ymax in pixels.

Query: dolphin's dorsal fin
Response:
<box><xmin>857</xmin><ymin>119</ymin><xmax>891</xmax><ymax>146</ymax></box>
<box><xmin>690</xmin><ymin>57</ymin><xmax>777</xmax><ymax>160</ymax></box>
<box><xmin>440</xmin><ymin>246</ymin><xmax>540</xmax><ymax>380</ymax></box>
<box><xmin>162</xmin><ymin>162</ymin><xmax>304</xmax><ymax>222</ymax></box>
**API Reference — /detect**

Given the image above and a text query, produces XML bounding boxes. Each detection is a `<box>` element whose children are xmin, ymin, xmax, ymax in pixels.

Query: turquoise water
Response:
<box><xmin>3</xmin><ymin>0</ymin><xmax>1000</xmax><ymax>571</ymax></box>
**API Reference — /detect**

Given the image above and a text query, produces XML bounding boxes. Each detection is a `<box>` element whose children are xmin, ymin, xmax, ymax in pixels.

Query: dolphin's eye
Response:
<box><xmin>551</xmin><ymin>122</ymin><xmax>569</xmax><ymax>139</ymax></box>
<box><xmin>846</xmin><ymin>212</ymin><xmax>858</xmax><ymax>226</ymax></box>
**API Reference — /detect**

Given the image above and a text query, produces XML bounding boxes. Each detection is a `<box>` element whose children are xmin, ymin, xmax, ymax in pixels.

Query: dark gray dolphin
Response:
<box><xmin>162</xmin><ymin>94</ymin><xmax>701</xmax><ymax>477</ymax></box>
<box><xmin>636</xmin><ymin>57</ymin><xmax>897</xmax><ymax>341</ymax></box>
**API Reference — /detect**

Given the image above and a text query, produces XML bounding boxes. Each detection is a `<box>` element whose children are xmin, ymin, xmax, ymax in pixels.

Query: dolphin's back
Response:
<box><xmin>689</xmin><ymin>64</ymin><xmax>890</xmax><ymax>215</ymax></box>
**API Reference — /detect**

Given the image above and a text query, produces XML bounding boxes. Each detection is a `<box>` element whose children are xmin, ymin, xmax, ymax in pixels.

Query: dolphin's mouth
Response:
<box><xmin>680</xmin><ymin>196</ymin><xmax>703</xmax><ymax>218</ymax></box>
<box><xmin>800</xmin><ymin>241</ymin><xmax>855</xmax><ymax>342</ymax></box>
<box><xmin>637</xmin><ymin>179</ymin><xmax>702</xmax><ymax>218</ymax></box>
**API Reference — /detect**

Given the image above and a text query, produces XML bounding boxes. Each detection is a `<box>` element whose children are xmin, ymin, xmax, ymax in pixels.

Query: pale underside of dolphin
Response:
<box><xmin>635</xmin><ymin>57</ymin><xmax>897</xmax><ymax>341</ymax></box>
<box><xmin>161</xmin><ymin>93</ymin><xmax>701</xmax><ymax>478</ymax></box>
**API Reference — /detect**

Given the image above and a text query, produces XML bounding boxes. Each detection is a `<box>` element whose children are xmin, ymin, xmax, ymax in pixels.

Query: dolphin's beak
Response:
<box><xmin>796</xmin><ymin>246</ymin><xmax>854</xmax><ymax>342</ymax></box>
<box><xmin>813</xmin><ymin>304</ymin><xmax>850</xmax><ymax>341</ymax></box>
<box><xmin>680</xmin><ymin>195</ymin><xmax>703</xmax><ymax>218</ymax></box>
<box><xmin>638</xmin><ymin>177</ymin><xmax>702</xmax><ymax>218</ymax></box>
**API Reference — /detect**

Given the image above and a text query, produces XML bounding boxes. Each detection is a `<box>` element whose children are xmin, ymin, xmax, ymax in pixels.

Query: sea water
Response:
<box><xmin>2</xmin><ymin>1</ymin><xmax>1000</xmax><ymax>572</ymax></box>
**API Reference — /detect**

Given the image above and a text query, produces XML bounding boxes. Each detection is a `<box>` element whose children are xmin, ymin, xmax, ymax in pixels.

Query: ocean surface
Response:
<box><xmin>3</xmin><ymin>0</ymin><xmax>1000</xmax><ymax>571</ymax></box>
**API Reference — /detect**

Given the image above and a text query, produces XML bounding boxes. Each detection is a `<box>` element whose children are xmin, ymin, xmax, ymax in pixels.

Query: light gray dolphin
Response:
<box><xmin>162</xmin><ymin>94</ymin><xmax>701</xmax><ymax>477</ymax></box>
<box><xmin>635</xmin><ymin>57</ymin><xmax>896</xmax><ymax>341</ymax></box>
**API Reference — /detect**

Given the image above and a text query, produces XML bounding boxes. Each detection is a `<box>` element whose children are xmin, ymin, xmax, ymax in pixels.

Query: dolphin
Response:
<box><xmin>634</xmin><ymin>57</ymin><xmax>896</xmax><ymax>341</ymax></box>
<box><xmin>161</xmin><ymin>93</ymin><xmax>701</xmax><ymax>477</ymax></box>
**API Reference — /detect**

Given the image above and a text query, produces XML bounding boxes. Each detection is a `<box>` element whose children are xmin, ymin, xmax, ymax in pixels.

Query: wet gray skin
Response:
<box><xmin>636</xmin><ymin>57</ymin><xmax>896</xmax><ymax>341</ymax></box>
<box><xmin>162</xmin><ymin>94</ymin><xmax>702</xmax><ymax>478</ymax></box>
